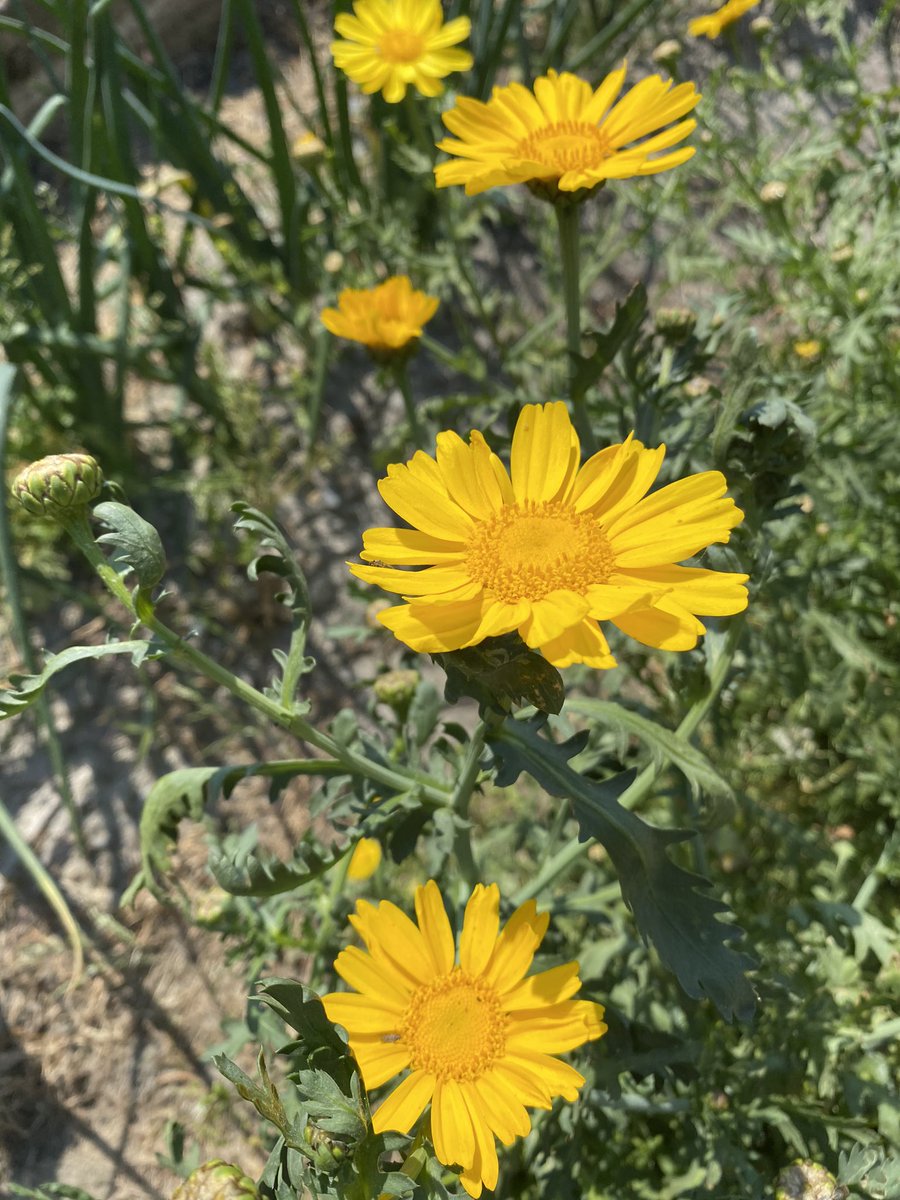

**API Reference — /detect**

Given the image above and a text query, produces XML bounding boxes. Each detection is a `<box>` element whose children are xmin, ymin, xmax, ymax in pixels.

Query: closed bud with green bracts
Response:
<box><xmin>373</xmin><ymin>668</ymin><xmax>420</xmax><ymax>716</ymax></box>
<box><xmin>774</xmin><ymin>1159</ymin><xmax>848</xmax><ymax>1200</ymax></box>
<box><xmin>171</xmin><ymin>1160</ymin><xmax>258</xmax><ymax>1200</ymax></box>
<box><xmin>303</xmin><ymin>1123</ymin><xmax>350</xmax><ymax>1171</ymax></box>
<box><xmin>12</xmin><ymin>454</ymin><xmax>103</xmax><ymax>518</ymax></box>
<box><xmin>655</xmin><ymin>306</ymin><xmax>697</xmax><ymax>343</ymax></box>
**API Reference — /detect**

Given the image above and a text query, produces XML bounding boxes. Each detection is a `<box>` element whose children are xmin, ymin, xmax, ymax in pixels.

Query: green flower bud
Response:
<box><xmin>774</xmin><ymin>1159</ymin><xmax>847</xmax><ymax>1200</ymax></box>
<box><xmin>171</xmin><ymin>1160</ymin><xmax>258</xmax><ymax>1200</ymax></box>
<box><xmin>655</xmin><ymin>306</ymin><xmax>697</xmax><ymax>343</ymax></box>
<box><xmin>12</xmin><ymin>453</ymin><xmax>103</xmax><ymax>519</ymax></box>
<box><xmin>373</xmin><ymin>668</ymin><xmax>420</xmax><ymax>716</ymax></box>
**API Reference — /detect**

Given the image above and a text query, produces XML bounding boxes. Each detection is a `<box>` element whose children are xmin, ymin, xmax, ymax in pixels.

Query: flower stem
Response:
<box><xmin>62</xmin><ymin>515</ymin><xmax>453</xmax><ymax>808</ymax></box>
<box><xmin>450</xmin><ymin>720</ymin><xmax>487</xmax><ymax>890</ymax></box>
<box><xmin>394</xmin><ymin>361</ymin><xmax>425</xmax><ymax>447</ymax></box>
<box><xmin>555</xmin><ymin>202</ymin><xmax>595</xmax><ymax>453</ymax></box>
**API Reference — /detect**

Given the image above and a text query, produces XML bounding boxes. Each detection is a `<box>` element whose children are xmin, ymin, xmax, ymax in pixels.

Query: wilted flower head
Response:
<box><xmin>321</xmin><ymin>275</ymin><xmax>439</xmax><ymax>360</ymax></box>
<box><xmin>331</xmin><ymin>0</ymin><xmax>473</xmax><ymax>104</ymax></box>
<box><xmin>689</xmin><ymin>0</ymin><xmax>761</xmax><ymax>39</ymax></box>
<box><xmin>12</xmin><ymin>453</ymin><xmax>103</xmax><ymax>519</ymax></box>
<box><xmin>435</xmin><ymin>67</ymin><xmax>700</xmax><ymax>200</ymax></box>
<box><xmin>324</xmin><ymin>880</ymin><xmax>606</xmax><ymax>1197</ymax></box>
<box><xmin>351</xmin><ymin>401</ymin><xmax>748</xmax><ymax>668</ymax></box>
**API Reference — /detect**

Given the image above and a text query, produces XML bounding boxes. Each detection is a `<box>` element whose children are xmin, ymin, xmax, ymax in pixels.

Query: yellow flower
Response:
<box><xmin>434</xmin><ymin>67</ymin><xmax>700</xmax><ymax>198</ymax></box>
<box><xmin>331</xmin><ymin>0</ymin><xmax>473</xmax><ymax>105</ymax></box>
<box><xmin>793</xmin><ymin>339</ymin><xmax>822</xmax><ymax>361</ymax></box>
<box><xmin>324</xmin><ymin>881</ymin><xmax>606</xmax><ymax>1197</ymax></box>
<box><xmin>347</xmin><ymin>838</ymin><xmax>383</xmax><ymax>882</ymax></box>
<box><xmin>688</xmin><ymin>0</ymin><xmax>761</xmax><ymax>39</ymax></box>
<box><xmin>350</xmin><ymin>402</ymin><xmax>748</xmax><ymax>669</ymax></box>
<box><xmin>321</xmin><ymin>276</ymin><xmax>439</xmax><ymax>355</ymax></box>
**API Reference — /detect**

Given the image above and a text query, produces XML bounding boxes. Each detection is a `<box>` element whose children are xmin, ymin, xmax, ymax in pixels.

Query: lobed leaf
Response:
<box><xmin>1</xmin><ymin>640</ymin><xmax>152</xmax><ymax>721</ymax></box>
<box><xmin>488</xmin><ymin>715</ymin><xmax>757</xmax><ymax>1021</ymax></box>
<box><xmin>93</xmin><ymin>501</ymin><xmax>166</xmax><ymax>588</ymax></box>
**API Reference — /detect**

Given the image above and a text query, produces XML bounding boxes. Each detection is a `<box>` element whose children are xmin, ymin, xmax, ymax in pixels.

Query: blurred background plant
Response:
<box><xmin>1</xmin><ymin>0</ymin><xmax>898</xmax><ymax>1198</ymax></box>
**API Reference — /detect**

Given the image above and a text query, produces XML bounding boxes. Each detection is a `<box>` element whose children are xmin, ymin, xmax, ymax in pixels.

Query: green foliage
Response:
<box><xmin>3</xmin><ymin>1</ymin><xmax>898</xmax><ymax>1198</ymax></box>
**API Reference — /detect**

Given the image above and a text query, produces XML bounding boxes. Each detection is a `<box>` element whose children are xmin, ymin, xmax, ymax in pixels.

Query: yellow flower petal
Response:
<box><xmin>334</xmin><ymin>945</ymin><xmax>411</xmax><ymax>1006</ymax></box>
<box><xmin>415</xmin><ymin>880</ymin><xmax>455</xmax><ymax>976</ymax></box>
<box><xmin>501</xmin><ymin>961</ymin><xmax>582</xmax><ymax>1010</ymax></box>
<box><xmin>432</xmin><ymin>1077</ymin><xmax>476</xmax><ymax>1169</ymax></box>
<box><xmin>348</xmin><ymin>1037</ymin><xmax>412</xmax><ymax>1088</ymax></box>
<box><xmin>460</xmin><ymin>883</ymin><xmax>501</xmax><ymax>977</ymax></box>
<box><xmin>510</xmin><ymin>401</ymin><xmax>580</xmax><ymax>503</ymax></box>
<box><xmin>372</xmin><ymin>1069</ymin><xmax>436</xmax><ymax>1133</ymax></box>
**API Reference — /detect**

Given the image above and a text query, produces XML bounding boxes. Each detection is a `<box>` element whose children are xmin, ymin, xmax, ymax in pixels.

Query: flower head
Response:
<box><xmin>331</xmin><ymin>0</ymin><xmax>473</xmax><ymax>105</ymax></box>
<box><xmin>324</xmin><ymin>881</ymin><xmax>606</xmax><ymax>1197</ymax></box>
<box><xmin>347</xmin><ymin>838</ymin><xmax>383</xmax><ymax>882</ymax></box>
<box><xmin>12</xmin><ymin>453</ymin><xmax>103</xmax><ymax>519</ymax></box>
<box><xmin>434</xmin><ymin>67</ymin><xmax>700</xmax><ymax>198</ymax></box>
<box><xmin>351</xmin><ymin>402</ymin><xmax>748</xmax><ymax>668</ymax></box>
<box><xmin>688</xmin><ymin>0</ymin><xmax>761</xmax><ymax>39</ymax></box>
<box><xmin>321</xmin><ymin>276</ymin><xmax>439</xmax><ymax>359</ymax></box>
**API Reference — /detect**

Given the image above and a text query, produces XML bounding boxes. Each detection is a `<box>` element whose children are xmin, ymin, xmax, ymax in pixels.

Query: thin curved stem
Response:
<box><xmin>555</xmin><ymin>202</ymin><xmax>595</xmax><ymax>453</ymax></box>
<box><xmin>450</xmin><ymin>720</ymin><xmax>488</xmax><ymax>890</ymax></box>
<box><xmin>63</xmin><ymin>515</ymin><xmax>453</xmax><ymax>807</ymax></box>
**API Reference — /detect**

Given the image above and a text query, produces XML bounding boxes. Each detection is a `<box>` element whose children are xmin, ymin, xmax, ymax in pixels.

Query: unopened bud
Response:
<box><xmin>171</xmin><ymin>1159</ymin><xmax>258</xmax><ymax>1200</ymax></box>
<box><xmin>323</xmin><ymin>250</ymin><xmax>344</xmax><ymax>273</ymax></box>
<box><xmin>830</xmin><ymin>243</ymin><xmax>853</xmax><ymax>264</ymax></box>
<box><xmin>373</xmin><ymin>668</ymin><xmax>419</xmax><ymax>714</ymax></box>
<box><xmin>12</xmin><ymin>453</ymin><xmax>103</xmax><ymax>519</ymax></box>
<box><xmin>655</xmin><ymin>306</ymin><xmax>697</xmax><ymax>343</ymax></box>
<box><xmin>759</xmin><ymin>180</ymin><xmax>787</xmax><ymax>205</ymax></box>
<box><xmin>750</xmin><ymin>16</ymin><xmax>773</xmax><ymax>36</ymax></box>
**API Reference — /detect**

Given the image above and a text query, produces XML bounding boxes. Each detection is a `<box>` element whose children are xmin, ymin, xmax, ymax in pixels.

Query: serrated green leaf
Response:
<box><xmin>256</xmin><ymin>979</ymin><xmax>351</xmax><ymax>1081</ymax></box>
<box><xmin>93</xmin><ymin>501</ymin><xmax>166</xmax><ymax>587</ymax></box>
<box><xmin>566</xmin><ymin>697</ymin><xmax>734</xmax><ymax>803</ymax></box>
<box><xmin>232</xmin><ymin>503</ymin><xmax>315</xmax><ymax>711</ymax></box>
<box><xmin>1</xmin><ymin>640</ymin><xmax>152</xmax><ymax>720</ymax></box>
<box><xmin>215</xmin><ymin>1049</ymin><xmax>291</xmax><ymax>1136</ymax></box>
<box><xmin>488</xmin><ymin>716</ymin><xmax>756</xmax><ymax>1021</ymax></box>
<box><xmin>209</xmin><ymin>834</ymin><xmax>349</xmax><ymax>897</ymax></box>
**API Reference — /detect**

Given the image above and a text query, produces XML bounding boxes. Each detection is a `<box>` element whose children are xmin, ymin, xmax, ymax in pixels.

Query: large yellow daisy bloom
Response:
<box><xmin>350</xmin><ymin>402</ymin><xmax>748</xmax><ymax>669</ymax></box>
<box><xmin>688</xmin><ymin>0</ymin><xmax>761</xmax><ymax>39</ymax></box>
<box><xmin>324</xmin><ymin>881</ymin><xmax>606</xmax><ymax>1197</ymax></box>
<box><xmin>321</xmin><ymin>275</ymin><xmax>439</xmax><ymax>354</ymax></box>
<box><xmin>331</xmin><ymin>0</ymin><xmax>473</xmax><ymax>105</ymax></box>
<box><xmin>434</xmin><ymin>67</ymin><xmax>700</xmax><ymax>197</ymax></box>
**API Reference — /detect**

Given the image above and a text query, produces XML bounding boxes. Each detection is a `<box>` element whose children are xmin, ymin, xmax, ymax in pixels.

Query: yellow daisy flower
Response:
<box><xmin>434</xmin><ymin>66</ymin><xmax>700</xmax><ymax>198</ymax></box>
<box><xmin>331</xmin><ymin>0</ymin><xmax>473</xmax><ymax>105</ymax></box>
<box><xmin>347</xmin><ymin>837</ymin><xmax>383</xmax><ymax>881</ymax></box>
<box><xmin>321</xmin><ymin>275</ymin><xmax>439</xmax><ymax>356</ymax></box>
<box><xmin>688</xmin><ymin>0</ymin><xmax>761</xmax><ymax>39</ymax></box>
<box><xmin>324</xmin><ymin>880</ymin><xmax>606</xmax><ymax>1197</ymax></box>
<box><xmin>350</xmin><ymin>401</ymin><xmax>748</xmax><ymax>669</ymax></box>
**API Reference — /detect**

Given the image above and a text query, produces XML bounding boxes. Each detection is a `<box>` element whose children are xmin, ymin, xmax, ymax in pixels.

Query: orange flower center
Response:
<box><xmin>401</xmin><ymin>970</ymin><xmax>506</xmax><ymax>1082</ymax></box>
<box><xmin>517</xmin><ymin>120</ymin><xmax>612</xmax><ymax>175</ymax></box>
<box><xmin>378</xmin><ymin>28</ymin><xmax>425</xmax><ymax>64</ymax></box>
<box><xmin>467</xmin><ymin>500</ymin><xmax>614</xmax><ymax>602</ymax></box>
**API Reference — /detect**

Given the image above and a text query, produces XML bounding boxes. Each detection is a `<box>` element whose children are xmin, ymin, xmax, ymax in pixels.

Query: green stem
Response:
<box><xmin>0</xmin><ymin>798</ymin><xmax>85</xmax><ymax>987</ymax></box>
<box><xmin>394</xmin><ymin>360</ymin><xmax>425</xmax><ymax>447</ymax></box>
<box><xmin>510</xmin><ymin>619</ymin><xmax>746</xmax><ymax>906</ymax></box>
<box><xmin>450</xmin><ymin>720</ymin><xmax>487</xmax><ymax>890</ymax></box>
<box><xmin>555</xmin><ymin>202</ymin><xmax>595</xmax><ymax>452</ymax></box>
<box><xmin>61</xmin><ymin>514</ymin><xmax>453</xmax><ymax>808</ymax></box>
